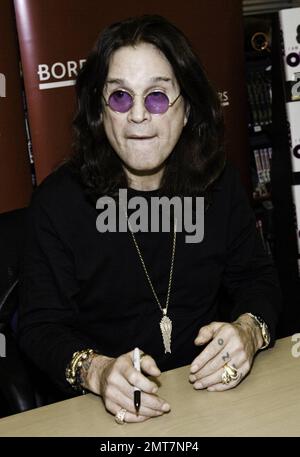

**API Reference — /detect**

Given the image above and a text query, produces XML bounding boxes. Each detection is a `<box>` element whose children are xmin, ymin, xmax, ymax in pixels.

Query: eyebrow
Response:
<box><xmin>105</xmin><ymin>77</ymin><xmax>173</xmax><ymax>86</ymax></box>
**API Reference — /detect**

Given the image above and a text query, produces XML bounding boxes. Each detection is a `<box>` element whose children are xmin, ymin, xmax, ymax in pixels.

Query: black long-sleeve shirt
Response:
<box><xmin>18</xmin><ymin>161</ymin><xmax>282</xmax><ymax>394</ymax></box>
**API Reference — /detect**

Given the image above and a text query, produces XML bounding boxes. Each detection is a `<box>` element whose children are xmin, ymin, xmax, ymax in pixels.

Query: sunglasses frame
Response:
<box><xmin>102</xmin><ymin>90</ymin><xmax>181</xmax><ymax>114</ymax></box>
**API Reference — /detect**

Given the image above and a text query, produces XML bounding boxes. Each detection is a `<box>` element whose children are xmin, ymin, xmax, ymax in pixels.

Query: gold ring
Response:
<box><xmin>221</xmin><ymin>369</ymin><xmax>232</xmax><ymax>384</ymax></box>
<box><xmin>115</xmin><ymin>408</ymin><xmax>127</xmax><ymax>425</ymax></box>
<box><xmin>221</xmin><ymin>363</ymin><xmax>238</xmax><ymax>384</ymax></box>
<box><xmin>224</xmin><ymin>363</ymin><xmax>239</xmax><ymax>380</ymax></box>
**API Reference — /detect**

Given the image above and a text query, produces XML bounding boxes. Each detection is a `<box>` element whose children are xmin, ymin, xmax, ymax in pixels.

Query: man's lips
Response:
<box><xmin>127</xmin><ymin>135</ymin><xmax>156</xmax><ymax>140</ymax></box>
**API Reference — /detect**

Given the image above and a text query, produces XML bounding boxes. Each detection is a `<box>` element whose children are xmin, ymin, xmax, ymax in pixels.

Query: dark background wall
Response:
<box><xmin>0</xmin><ymin>0</ymin><xmax>32</xmax><ymax>213</ymax></box>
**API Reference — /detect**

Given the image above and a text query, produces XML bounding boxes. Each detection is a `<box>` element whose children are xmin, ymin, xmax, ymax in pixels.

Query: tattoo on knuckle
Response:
<box><xmin>218</xmin><ymin>338</ymin><xmax>224</xmax><ymax>346</ymax></box>
<box><xmin>222</xmin><ymin>352</ymin><xmax>230</xmax><ymax>362</ymax></box>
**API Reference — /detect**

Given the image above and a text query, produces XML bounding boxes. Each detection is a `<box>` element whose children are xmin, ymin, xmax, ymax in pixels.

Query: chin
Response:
<box><xmin>134</xmin><ymin>161</ymin><xmax>163</xmax><ymax>171</ymax></box>
<box><xmin>125</xmin><ymin>160</ymin><xmax>164</xmax><ymax>175</ymax></box>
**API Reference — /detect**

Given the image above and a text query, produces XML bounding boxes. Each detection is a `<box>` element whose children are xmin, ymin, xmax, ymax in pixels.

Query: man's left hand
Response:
<box><xmin>189</xmin><ymin>313</ymin><xmax>263</xmax><ymax>391</ymax></box>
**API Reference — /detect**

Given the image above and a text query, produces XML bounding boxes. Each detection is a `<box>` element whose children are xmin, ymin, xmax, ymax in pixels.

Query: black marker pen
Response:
<box><xmin>133</xmin><ymin>347</ymin><xmax>141</xmax><ymax>413</ymax></box>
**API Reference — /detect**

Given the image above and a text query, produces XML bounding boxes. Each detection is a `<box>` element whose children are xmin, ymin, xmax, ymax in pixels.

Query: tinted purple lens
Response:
<box><xmin>145</xmin><ymin>92</ymin><xmax>169</xmax><ymax>114</ymax></box>
<box><xmin>107</xmin><ymin>90</ymin><xmax>170</xmax><ymax>113</ymax></box>
<box><xmin>108</xmin><ymin>91</ymin><xmax>133</xmax><ymax>113</ymax></box>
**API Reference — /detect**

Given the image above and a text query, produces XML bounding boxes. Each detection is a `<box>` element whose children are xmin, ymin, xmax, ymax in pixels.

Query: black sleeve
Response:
<box><xmin>221</xmin><ymin>166</ymin><xmax>282</xmax><ymax>347</ymax></box>
<box><xmin>18</xmin><ymin>194</ymin><xmax>99</xmax><ymax>394</ymax></box>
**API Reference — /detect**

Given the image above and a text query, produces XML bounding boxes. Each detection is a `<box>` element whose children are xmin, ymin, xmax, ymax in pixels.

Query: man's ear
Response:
<box><xmin>184</xmin><ymin>102</ymin><xmax>190</xmax><ymax>126</ymax></box>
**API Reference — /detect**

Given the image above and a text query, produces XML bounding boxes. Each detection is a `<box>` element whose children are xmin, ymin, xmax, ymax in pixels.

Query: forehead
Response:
<box><xmin>106</xmin><ymin>43</ymin><xmax>176</xmax><ymax>86</ymax></box>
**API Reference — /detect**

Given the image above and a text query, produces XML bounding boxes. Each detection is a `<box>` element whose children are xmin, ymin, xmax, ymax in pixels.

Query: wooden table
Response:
<box><xmin>0</xmin><ymin>336</ymin><xmax>299</xmax><ymax>437</ymax></box>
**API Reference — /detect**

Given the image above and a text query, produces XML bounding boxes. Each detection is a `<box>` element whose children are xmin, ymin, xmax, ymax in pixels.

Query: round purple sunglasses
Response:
<box><xmin>103</xmin><ymin>90</ymin><xmax>181</xmax><ymax>114</ymax></box>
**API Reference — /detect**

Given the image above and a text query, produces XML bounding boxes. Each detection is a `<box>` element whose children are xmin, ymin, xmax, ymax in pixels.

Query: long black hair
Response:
<box><xmin>69</xmin><ymin>14</ymin><xmax>226</xmax><ymax>203</ymax></box>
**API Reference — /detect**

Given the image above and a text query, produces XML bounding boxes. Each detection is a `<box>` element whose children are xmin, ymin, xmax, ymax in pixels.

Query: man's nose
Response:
<box><xmin>127</xmin><ymin>95</ymin><xmax>150</xmax><ymax>123</ymax></box>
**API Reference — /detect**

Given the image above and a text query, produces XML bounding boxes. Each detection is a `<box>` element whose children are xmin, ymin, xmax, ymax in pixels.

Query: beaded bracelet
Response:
<box><xmin>65</xmin><ymin>348</ymin><xmax>99</xmax><ymax>394</ymax></box>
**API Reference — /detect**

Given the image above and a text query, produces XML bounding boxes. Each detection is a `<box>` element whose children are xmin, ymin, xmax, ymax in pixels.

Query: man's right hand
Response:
<box><xmin>82</xmin><ymin>350</ymin><xmax>171</xmax><ymax>422</ymax></box>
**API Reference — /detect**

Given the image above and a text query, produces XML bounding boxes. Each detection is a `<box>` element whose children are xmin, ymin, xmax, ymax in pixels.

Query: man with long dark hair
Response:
<box><xmin>19</xmin><ymin>15</ymin><xmax>281</xmax><ymax>424</ymax></box>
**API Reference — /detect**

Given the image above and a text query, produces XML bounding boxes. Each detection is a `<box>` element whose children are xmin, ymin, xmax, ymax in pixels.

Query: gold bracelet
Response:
<box><xmin>65</xmin><ymin>349</ymin><xmax>98</xmax><ymax>394</ymax></box>
<box><xmin>246</xmin><ymin>313</ymin><xmax>271</xmax><ymax>350</ymax></box>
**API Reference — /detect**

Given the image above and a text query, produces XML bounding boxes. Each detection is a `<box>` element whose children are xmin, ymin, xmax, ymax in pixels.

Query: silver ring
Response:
<box><xmin>115</xmin><ymin>408</ymin><xmax>127</xmax><ymax>425</ymax></box>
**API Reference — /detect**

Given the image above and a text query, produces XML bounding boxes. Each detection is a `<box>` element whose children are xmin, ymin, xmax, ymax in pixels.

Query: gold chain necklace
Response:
<box><xmin>125</xmin><ymin>209</ymin><xmax>177</xmax><ymax>353</ymax></box>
